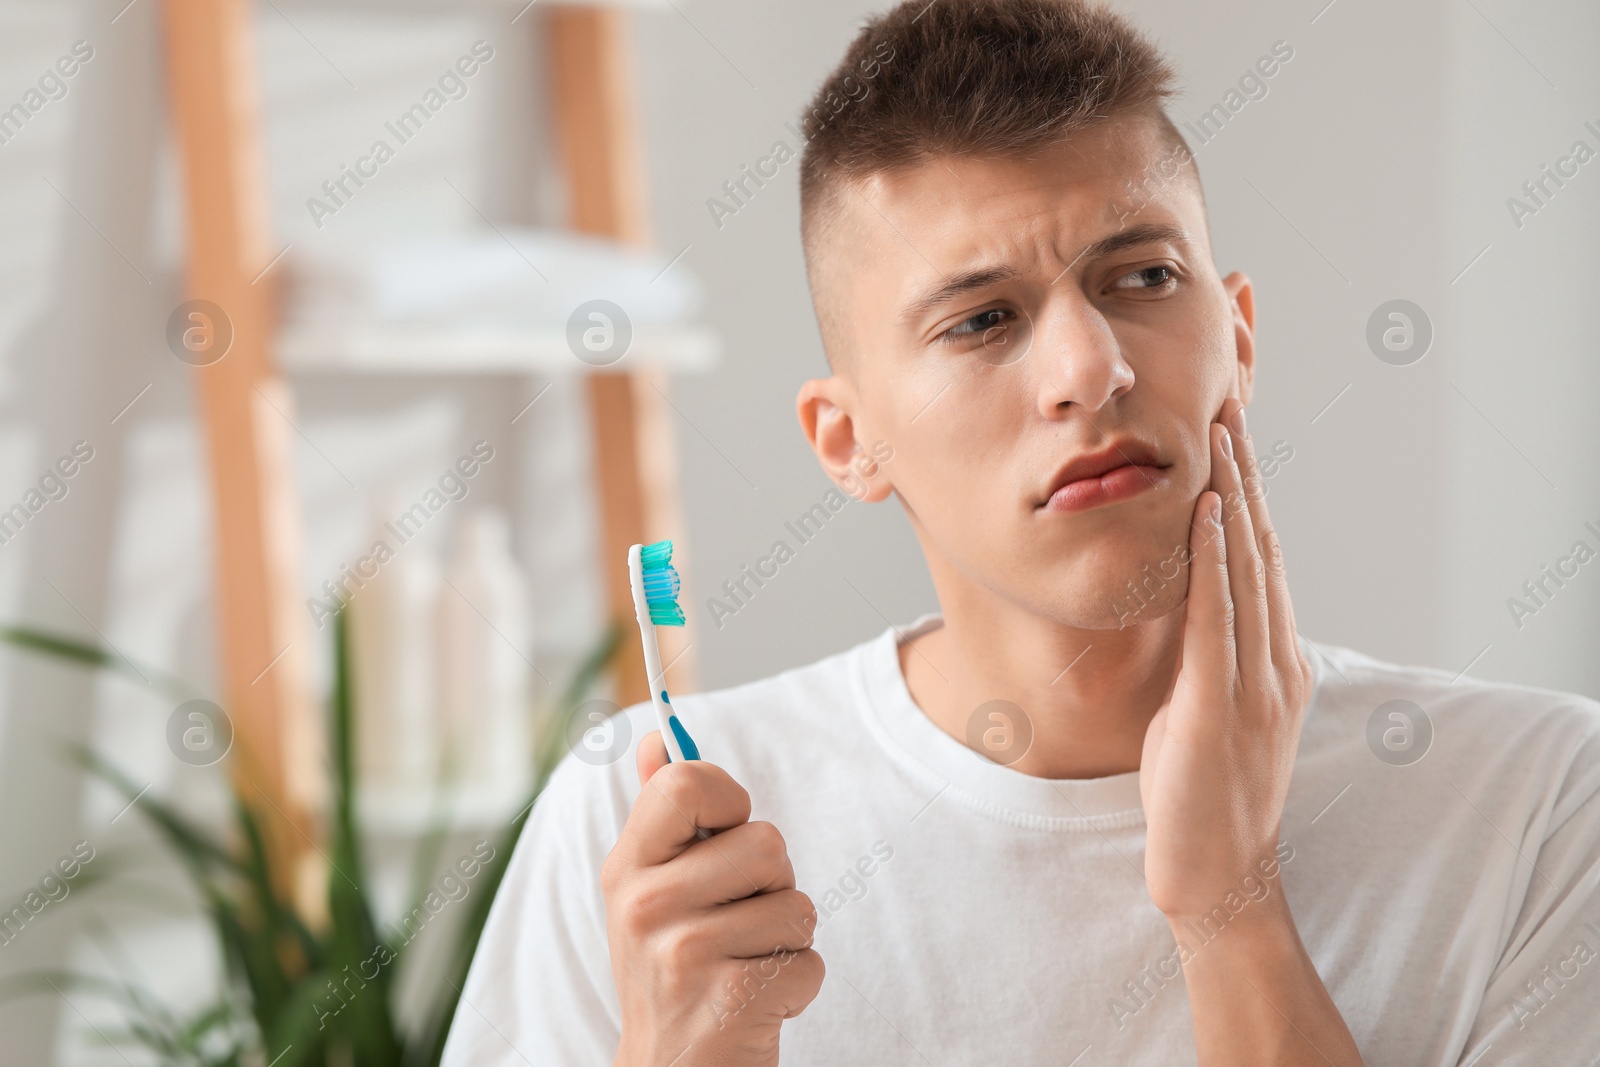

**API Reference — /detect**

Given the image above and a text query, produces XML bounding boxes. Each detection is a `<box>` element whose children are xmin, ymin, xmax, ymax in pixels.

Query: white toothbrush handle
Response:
<box><xmin>637</xmin><ymin>616</ymin><xmax>686</xmax><ymax>762</ymax></box>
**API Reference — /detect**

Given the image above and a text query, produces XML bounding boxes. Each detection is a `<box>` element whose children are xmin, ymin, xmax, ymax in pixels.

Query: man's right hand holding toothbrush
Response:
<box><xmin>604</xmin><ymin>730</ymin><xmax>825</xmax><ymax>1067</ymax></box>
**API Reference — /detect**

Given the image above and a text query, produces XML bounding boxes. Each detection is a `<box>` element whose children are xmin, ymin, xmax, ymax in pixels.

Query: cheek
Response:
<box><xmin>882</xmin><ymin>361</ymin><xmax>1028</xmax><ymax>496</ymax></box>
<box><xmin>1131</xmin><ymin>305</ymin><xmax>1232</xmax><ymax>406</ymax></box>
<box><xmin>1126</xmin><ymin>311</ymin><xmax>1235</xmax><ymax>478</ymax></box>
<box><xmin>1195</xmin><ymin>286</ymin><xmax>1246</xmax><ymax>405</ymax></box>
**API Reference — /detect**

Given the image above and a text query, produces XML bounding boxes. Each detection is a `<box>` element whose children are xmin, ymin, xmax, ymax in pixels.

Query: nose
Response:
<box><xmin>1033</xmin><ymin>298</ymin><xmax>1135</xmax><ymax>419</ymax></box>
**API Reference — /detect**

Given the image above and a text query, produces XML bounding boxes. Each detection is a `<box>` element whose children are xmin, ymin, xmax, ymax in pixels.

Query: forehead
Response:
<box><xmin>821</xmin><ymin>117</ymin><xmax>1206</xmax><ymax>318</ymax></box>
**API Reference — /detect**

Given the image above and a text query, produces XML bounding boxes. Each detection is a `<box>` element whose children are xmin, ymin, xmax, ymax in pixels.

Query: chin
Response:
<box><xmin>1039</xmin><ymin>527</ymin><xmax>1195</xmax><ymax>630</ymax></box>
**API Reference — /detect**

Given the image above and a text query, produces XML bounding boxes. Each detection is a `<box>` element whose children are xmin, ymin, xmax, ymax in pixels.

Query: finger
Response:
<box><xmin>618</xmin><ymin>759</ymin><xmax>752</xmax><ymax>868</ymax></box>
<box><xmin>667</xmin><ymin>820</ymin><xmax>797</xmax><ymax>904</ymax></box>
<box><xmin>1221</xmin><ymin>400</ymin><xmax>1299</xmax><ymax>671</ymax></box>
<box><xmin>1182</xmin><ymin>489</ymin><xmax>1235</xmax><ymax>686</ymax></box>
<box><xmin>636</xmin><ymin>730</ymin><xmax>669</xmax><ymax>787</ymax></box>
<box><xmin>715</xmin><ymin>948</ymin><xmax>826</xmax><ymax>1024</ymax></box>
<box><xmin>1210</xmin><ymin>421</ymin><xmax>1269</xmax><ymax>675</ymax></box>
<box><xmin>703</xmin><ymin>888</ymin><xmax>817</xmax><ymax>958</ymax></box>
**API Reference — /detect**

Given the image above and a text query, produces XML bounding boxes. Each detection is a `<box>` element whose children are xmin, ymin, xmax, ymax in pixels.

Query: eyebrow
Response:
<box><xmin>899</xmin><ymin>265</ymin><xmax>1020</xmax><ymax>326</ymax></box>
<box><xmin>898</xmin><ymin>222</ymin><xmax>1192</xmax><ymax>326</ymax></box>
<box><xmin>1074</xmin><ymin>223</ymin><xmax>1192</xmax><ymax>269</ymax></box>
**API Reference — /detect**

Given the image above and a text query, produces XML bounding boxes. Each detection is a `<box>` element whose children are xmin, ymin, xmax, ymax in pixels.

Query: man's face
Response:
<box><xmin>801</xmin><ymin>115</ymin><xmax>1255</xmax><ymax>629</ymax></box>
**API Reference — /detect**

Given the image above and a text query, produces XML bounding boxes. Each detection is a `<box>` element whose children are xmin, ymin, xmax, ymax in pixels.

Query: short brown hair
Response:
<box><xmin>797</xmin><ymin>0</ymin><xmax>1191</xmax><ymax>356</ymax></box>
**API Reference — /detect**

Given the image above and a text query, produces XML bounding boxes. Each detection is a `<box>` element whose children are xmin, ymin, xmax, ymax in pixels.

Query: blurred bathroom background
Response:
<box><xmin>0</xmin><ymin>0</ymin><xmax>1594</xmax><ymax>1061</ymax></box>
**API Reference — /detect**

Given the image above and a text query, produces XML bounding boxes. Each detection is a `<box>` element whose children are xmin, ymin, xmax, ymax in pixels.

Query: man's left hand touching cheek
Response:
<box><xmin>1138</xmin><ymin>397</ymin><xmax>1365</xmax><ymax>1066</ymax></box>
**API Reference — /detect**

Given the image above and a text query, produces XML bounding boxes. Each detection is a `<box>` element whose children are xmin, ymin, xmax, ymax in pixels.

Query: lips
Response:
<box><xmin>1038</xmin><ymin>439</ymin><xmax>1169</xmax><ymax>513</ymax></box>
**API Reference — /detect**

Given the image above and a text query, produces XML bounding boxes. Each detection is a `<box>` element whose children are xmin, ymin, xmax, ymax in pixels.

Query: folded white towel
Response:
<box><xmin>283</xmin><ymin>226</ymin><xmax>701</xmax><ymax>331</ymax></box>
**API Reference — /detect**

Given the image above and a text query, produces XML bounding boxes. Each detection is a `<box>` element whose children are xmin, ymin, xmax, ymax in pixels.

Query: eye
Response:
<box><xmin>936</xmin><ymin>307</ymin><xmax>1014</xmax><ymax>346</ymax></box>
<box><xmin>1109</xmin><ymin>265</ymin><xmax>1177</xmax><ymax>294</ymax></box>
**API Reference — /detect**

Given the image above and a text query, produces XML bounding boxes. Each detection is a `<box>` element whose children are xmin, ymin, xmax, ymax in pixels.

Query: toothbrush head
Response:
<box><xmin>638</xmin><ymin>539</ymin><xmax>685</xmax><ymax>627</ymax></box>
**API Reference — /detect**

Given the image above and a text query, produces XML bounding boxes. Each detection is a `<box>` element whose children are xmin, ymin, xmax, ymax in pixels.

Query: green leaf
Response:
<box><xmin>208</xmin><ymin>880</ymin><xmax>293</xmax><ymax>1043</ymax></box>
<box><xmin>177</xmin><ymin>999</ymin><xmax>244</xmax><ymax>1046</ymax></box>
<box><xmin>70</xmin><ymin>744</ymin><xmax>241</xmax><ymax>879</ymax></box>
<box><xmin>0</xmin><ymin>624</ymin><xmax>194</xmax><ymax>701</ymax></box>
<box><xmin>234</xmin><ymin>792</ymin><xmax>324</xmax><ymax>973</ymax></box>
<box><xmin>321</xmin><ymin>609</ymin><xmax>404</xmax><ymax>1063</ymax></box>
<box><xmin>261</xmin><ymin>972</ymin><xmax>332</xmax><ymax>1067</ymax></box>
<box><xmin>0</xmin><ymin>969</ymin><xmax>143</xmax><ymax>1010</ymax></box>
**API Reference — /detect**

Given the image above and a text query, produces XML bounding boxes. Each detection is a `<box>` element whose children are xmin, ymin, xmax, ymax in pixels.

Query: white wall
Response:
<box><xmin>1445</xmin><ymin>0</ymin><xmax>1600</xmax><ymax>699</ymax></box>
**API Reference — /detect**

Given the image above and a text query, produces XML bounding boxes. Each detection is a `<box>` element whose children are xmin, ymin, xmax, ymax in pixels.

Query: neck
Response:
<box><xmin>900</xmin><ymin>587</ymin><xmax>1183</xmax><ymax>779</ymax></box>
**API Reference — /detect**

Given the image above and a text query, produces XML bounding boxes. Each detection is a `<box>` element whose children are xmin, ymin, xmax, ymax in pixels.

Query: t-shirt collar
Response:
<box><xmin>854</xmin><ymin>613</ymin><xmax>1150</xmax><ymax>831</ymax></box>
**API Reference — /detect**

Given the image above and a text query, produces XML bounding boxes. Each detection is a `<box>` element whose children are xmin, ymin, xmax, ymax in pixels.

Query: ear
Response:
<box><xmin>1222</xmin><ymin>271</ymin><xmax>1256</xmax><ymax>406</ymax></box>
<box><xmin>796</xmin><ymin>376</ymin><xmax>894</xmax><ymax>503</ymax></box>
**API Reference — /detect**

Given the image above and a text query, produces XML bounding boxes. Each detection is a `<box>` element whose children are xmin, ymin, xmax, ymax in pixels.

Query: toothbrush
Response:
<box><xmin>628</xmin><ymin>540</ymin><xmax>700</xmax><ymax>763</ymax></box>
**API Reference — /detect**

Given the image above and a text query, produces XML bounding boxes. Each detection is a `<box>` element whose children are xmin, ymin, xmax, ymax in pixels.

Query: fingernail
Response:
<box><xmin>1210</xmin><ymin>494</ymin><xmax>1222</xmax><ymax>523</ymax></box>
<box><xmin>1229</xmin><ymin>406</ymin><xmax>1247</xmax><ymax>438</ymax></box>
<box><xmin>1218</xmin><ymin>427</ymin><xmax>1233</xmax><ymax>460</ymax></box>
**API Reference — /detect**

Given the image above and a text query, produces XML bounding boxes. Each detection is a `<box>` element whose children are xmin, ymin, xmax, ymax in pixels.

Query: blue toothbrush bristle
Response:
<box><xmin>639</xmin><ymin>539</ymin><xmax>685</xmax><ymax>626</ymax></box>
<box><xmin>642</xmin><ymin>566</ymin><xmax>680</xmax><ymax>601</ymax></box>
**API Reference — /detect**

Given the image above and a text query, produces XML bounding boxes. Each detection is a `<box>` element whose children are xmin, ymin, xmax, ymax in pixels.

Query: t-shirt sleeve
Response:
<box><xmin>1456</xmin><ymin>704</ymin><xmax>1600</xmax><ymax>1066</ymax></box>
<box><xmin>439</xmin><ymin>745</ymin><xmax>635</xmax><ymax>1067</ymax></box>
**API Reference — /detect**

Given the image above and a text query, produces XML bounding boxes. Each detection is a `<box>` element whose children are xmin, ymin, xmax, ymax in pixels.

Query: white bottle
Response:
<box><xmin>347</xmin><ymin>497</ymin><xmax>440</xmax><ymax>789</ymax></box>
<box><xmin>436</xmin><ymin>507</ymin><xmax>533</xmax><ymax>799</ymax></box>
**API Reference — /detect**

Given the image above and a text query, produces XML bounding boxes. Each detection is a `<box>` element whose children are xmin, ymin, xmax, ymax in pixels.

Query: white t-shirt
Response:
<box><xmin>441</xmin><ymin>616</ymin><xmax>1600</xmax><ymax>1066</ymax></box>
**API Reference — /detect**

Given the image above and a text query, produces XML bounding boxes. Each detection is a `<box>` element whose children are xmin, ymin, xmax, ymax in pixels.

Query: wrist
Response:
<box><xmin>1157</xmin><ymin>839</ymin><xmax>1296</xmax><ymax>928</ymax></box>
<box><xmin>1163</xmin><ymin>872</ymin><xmax>1293</xmax><ymax>941</ymax></box>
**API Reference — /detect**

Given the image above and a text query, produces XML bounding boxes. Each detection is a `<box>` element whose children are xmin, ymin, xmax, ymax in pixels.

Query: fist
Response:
<box><xmin>602</xmin><ymin>731</ymin><xmax>824</xmax><ymax>1067</ymax></box>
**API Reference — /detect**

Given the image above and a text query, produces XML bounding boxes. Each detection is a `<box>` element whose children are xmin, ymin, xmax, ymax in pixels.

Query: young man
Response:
<box><xmin>442</xmin><ymin>2</ymin><xmax>1600</xmax><ymax>1063</ymax></box>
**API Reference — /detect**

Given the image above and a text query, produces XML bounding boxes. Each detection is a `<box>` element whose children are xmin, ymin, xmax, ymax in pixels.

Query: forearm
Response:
<box><xmin>1171</xmin><ymin>889</ymin><xmax>1363</xmax><ymax>1066</ymax></box>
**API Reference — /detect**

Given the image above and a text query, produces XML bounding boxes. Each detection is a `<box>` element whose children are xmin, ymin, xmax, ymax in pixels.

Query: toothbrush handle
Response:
<box><xmin>663</xmin><ymin>694</ymin><xmax>700</xmax><ymax>762</ymax></box>
<box><xmin>638</xmin><ymin>619</ymin><xmax>699</xmax><ymax>762</ymax></box>
<box><xmin>641</xmin><ymin>626</ymin><xmax>710</xmax><ymax>836</ymax></box>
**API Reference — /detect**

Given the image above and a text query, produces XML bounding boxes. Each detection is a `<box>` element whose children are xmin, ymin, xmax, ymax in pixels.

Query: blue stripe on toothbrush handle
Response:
<box><xmin>663</xmin><ymin>690</ymin><xmax>700</xmax><ymax>761</ymax></box>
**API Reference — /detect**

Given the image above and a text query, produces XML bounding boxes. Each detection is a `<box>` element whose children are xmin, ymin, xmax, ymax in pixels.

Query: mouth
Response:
<box><xmin>1037</xmin><ymin>439</ymin><xmax>1170</xmax><ymax>514</ymax></box>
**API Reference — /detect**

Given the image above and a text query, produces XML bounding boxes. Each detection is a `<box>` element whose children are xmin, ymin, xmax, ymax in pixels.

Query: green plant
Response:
<box><xmin>0</xmin><ymin>612</ymin><xmax>621</xmax><ymax>1066</ymax></box>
